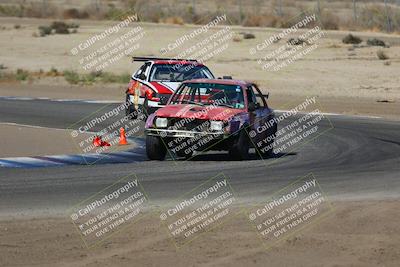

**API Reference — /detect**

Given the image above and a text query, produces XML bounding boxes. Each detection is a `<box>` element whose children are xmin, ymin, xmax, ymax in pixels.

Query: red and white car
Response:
<box><xmin>125</xmin><ymin>57</ymin><xmax>214</xmax><ymax>118</ymax></box>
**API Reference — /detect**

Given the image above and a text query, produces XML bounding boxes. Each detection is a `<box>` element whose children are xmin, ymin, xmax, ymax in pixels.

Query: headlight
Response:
<box><xmin>155</xmin><ymin>117</ymin><xmax>168</xmax><ymax>128</ymax></box>
<box><xmin>210</xmin><ymin>121</ymin><xmax>223</xmax><ymax>131</ymax></box>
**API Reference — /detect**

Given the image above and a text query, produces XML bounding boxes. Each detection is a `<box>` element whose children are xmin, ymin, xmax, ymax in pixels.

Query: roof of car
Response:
<box><xmin>153</xmin><ymin>60</ymin><xmax>205</xmax><ymax>66</ymax></box>
<box><xmin>182</xmin><ymin>79</ymin><xmax>251</xmax><ymax>86</ymax></box>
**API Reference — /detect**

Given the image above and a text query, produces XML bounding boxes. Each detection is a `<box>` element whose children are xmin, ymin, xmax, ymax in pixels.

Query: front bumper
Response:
<box><xmin>145</xmin><ymin>128</ymin><xmax>226</xmax><ymax>139</ymax></box>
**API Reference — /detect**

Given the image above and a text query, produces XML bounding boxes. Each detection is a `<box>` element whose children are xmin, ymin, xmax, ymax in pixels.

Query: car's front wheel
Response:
<box><xmin>229</xmin><ymin>130</ymin><xmax>250</xmax><ymax>160</ymax></box>
<box><xmin>146</xmin><ymin>135</ymin><xmax>167</xmax><ymax>160</ymax></box>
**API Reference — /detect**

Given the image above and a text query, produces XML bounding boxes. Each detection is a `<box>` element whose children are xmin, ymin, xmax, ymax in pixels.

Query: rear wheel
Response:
<box><xmin>229</xmin><ymin>130</ymin><xmax>250</xmax><ymax>160</ymax></box>
<box><xmin>146</xmin><ymin>135</ymin><xmax>167</xmax><ymax>160</ymax></box>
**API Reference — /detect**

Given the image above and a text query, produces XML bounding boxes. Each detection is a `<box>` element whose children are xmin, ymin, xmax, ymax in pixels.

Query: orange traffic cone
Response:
<box><xmin>93</xmin><ymin>136</ymin><xmax>102</xmax><ymax>147</ymax></box>
<box><xmin>119</xmin><ymin>127</ymin><xmax>128</xmax><ymax>145</ymax></box>
<box><xmin>93</xmin><ymin>136</ymin><xmax>111</xmax><ymax>147</ymax></box>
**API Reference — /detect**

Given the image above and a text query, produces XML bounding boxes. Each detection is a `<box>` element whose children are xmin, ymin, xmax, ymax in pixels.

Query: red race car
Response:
<box><xmin>145</xmin><ymin>79</ymin><xmax>277</xmax><ymax>160</ymax></box>
<box><xmin>125</xmin><ymin>57</ymin><xmax>214</xmax><ymax>119</ymax></box>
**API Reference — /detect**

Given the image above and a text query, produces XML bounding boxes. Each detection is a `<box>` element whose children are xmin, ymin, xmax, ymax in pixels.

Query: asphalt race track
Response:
<box><xmin>0</xmin><ymin>98</ymin><xmax>399</xmax><ymax>216</ymax></box>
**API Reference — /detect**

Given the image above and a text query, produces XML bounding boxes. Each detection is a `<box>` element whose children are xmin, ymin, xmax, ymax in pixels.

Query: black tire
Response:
<box><xmin>125</xmin><ymin>95</ymin><xmax>137</xmax><ymax>119</ymax></box>
<box><xmin>229</xmin><ymin>130</ymin><xmax>250</xmax><ymax>160</ymax></box>
<box><xmin>146</xmin><ymin>135</ymin><xmax>167</xmax><ymax>160</ymax></box>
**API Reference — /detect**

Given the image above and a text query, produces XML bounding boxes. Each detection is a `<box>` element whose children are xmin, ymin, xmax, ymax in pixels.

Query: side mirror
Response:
<box><xmin>248</xmin><ymin>102</ymin><xmax>256</xmax><ymax>112</ymax></box>
<box><xmin>138</xmin><ymin>73</ymin><xmax>146</xmax><ymax>80</ymax></box>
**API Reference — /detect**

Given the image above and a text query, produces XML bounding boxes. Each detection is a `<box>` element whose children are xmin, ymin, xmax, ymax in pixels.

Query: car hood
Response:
<box><xmin>155</xmin><ymin>104</ymin><xmax>244</xmax><ymax>121</ymax></box>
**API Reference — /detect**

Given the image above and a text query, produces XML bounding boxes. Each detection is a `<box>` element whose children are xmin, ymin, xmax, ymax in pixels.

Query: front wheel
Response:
<box><xmin>229</xmin><ymin>130</ymin><xmax>250</xmax><ymax>160</ymax></box>
<box><xmin>146</xmin><ymin>135</ymin><xmax>167</xmax><ymax>160</ymax></box>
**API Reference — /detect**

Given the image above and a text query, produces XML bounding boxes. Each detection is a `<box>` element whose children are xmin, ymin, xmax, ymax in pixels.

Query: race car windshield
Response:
<box><xmin>149</xmin><ymin>64</ymin><xmax>213</xmax><ymax>82</ymax></box>
<box><xmin>170</xmin><ymin>83</ymin><xmax>245</xmax><ymax>109</ymax></box>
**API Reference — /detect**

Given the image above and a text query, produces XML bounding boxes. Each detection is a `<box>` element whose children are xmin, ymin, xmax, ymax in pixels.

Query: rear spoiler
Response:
<box><xmin>132</xmin><ymin>56</ymin><xmax>198</xmax><ymax>63</ymax></box>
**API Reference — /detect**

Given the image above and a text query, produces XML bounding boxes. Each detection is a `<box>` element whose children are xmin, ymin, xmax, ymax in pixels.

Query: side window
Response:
<box><xmin>134</xmin><ymin>63</ymin><xmax>150</xmax><ymax>79</ymax></box>
<box><xmin>246</xmin><ymin>86</ymin><xmax>257</xmax><ymax>105</ymax></box>
<box><xmin>248</xmin><ymin>85</ymin><xmax>265</xmax><ymax>107</ymax></box>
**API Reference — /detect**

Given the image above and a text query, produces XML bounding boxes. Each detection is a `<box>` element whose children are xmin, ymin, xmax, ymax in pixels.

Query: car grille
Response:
<box><xmin>168</xmin><ymin>118</ymin><xmax>209</xmax><ymax>131</ymax></box>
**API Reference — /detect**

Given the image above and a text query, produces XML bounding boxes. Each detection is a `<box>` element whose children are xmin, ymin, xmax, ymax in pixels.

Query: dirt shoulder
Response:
<box><xmin>0</xmin><ymin>123</ymin><xmax>82</xmax><ymax>157</ymax></box>
<box><xmin>0</xmin><ymin>200</ymin><xmax>398</xmax><ymax>267</ymax></box>
<box><xmin>0</xmin><ymin>123</ymin><xmax>136</xmax><ymax>157</ymax></box>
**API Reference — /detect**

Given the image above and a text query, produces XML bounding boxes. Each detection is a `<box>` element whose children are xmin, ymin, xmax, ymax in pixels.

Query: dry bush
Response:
<box><xmin>358</xmin><ymin>4</ymin><xmax>400</xmax><ymax>32</ymax></box>
<box><xmin>243</xmin><ymin>14</ymin><xmax>265</xmax><ymax>27</ymax></box>
<box><xmin>232</xmin><ymin>36</ymin><xmax>242</xmax><ymax>42</ymax></box>
<box><xmin>163</xmin><ymin>16</ymin><xmax>184</xmax><ymax>25</ymax></box>
<box><xmin>62</xmin><ymin>8</ymin><xmax>89</xmax><ymax>19</ymax></box>
<box><xmin>320</xmin><ymin>10</ymin><xmax>339</xmax><ymax>30</ymax></box>
<box><xmin>242</xmin><ymin>32</ymin><xmax>256</xmax><ymax>39</ymax></box>
<box><xmin>377</xmin><ymin>50</ymin><xmax>389</xmax><ymax>60</ymax></box>
<box><xmin>367</xmin><ymin>38</ymin><xmax>386</xmax><ymax>47</ymax></box>
<box><xmin>24</xmin><ymin>2</ymin><xmax>59</xmax><ymax>18</ymax></box>
<box><xmin>342</xmin><ymin>34</ymin><xmax>362</xmax><ymax>44</ymax></box>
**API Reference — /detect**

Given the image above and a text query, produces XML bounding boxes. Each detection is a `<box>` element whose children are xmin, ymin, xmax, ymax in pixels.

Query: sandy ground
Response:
<box><xmin>0</xmin><ymin>123</ymin><xmax>135</xmax><ymax>157</ymax></box>
<box><xmin>0</xmin><ymin>200</ymin><xmax>399</xmax><ymax>267</ymax></box>
<box><xmin>0</xmin><ymin>17</ymin><xmax>399</xmax><ymax>120</ymax></box>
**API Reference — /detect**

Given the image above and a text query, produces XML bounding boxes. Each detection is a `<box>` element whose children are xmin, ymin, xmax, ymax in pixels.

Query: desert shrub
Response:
<box><xmin>0</xmin><ymin>4</ymin><xmax>23</xmax><ymax>17</ymax></box>
<box><xmin>367</xmin><ymin>38</ymin><xmax>386</xmax><ymax>47</ymax></box>
<box><xmin>287</xmin><ymin>38</ymin><xmax>308</xmax><ymax>45</ymax></box>
<box><xmin>377</xmin><ymin>50</ymin><xmax>389</xmax><ymax>60</ymax></box>
<box><xmin>68</xmin><ymin>23</ymin><xmax>80</xmax><ymax>29</ymax></box>
<box><xmin>62</xmin><ymin>8</ymin><xmax>89</xmax><ymax>19</ymax></box>
<box><xmin>63</xmin><ymin>70</ymin><xmax>80</xmax><ymax>84</ymax></box>
<box><xmin>163</xmin><ymin>16</ymin><xmax>184</xmax><ymax>25</ymax></box>
<box><xmin>243</xmin><ymin>15</ymin><xmax>264</xmax><ymax>27</ymax></box>
<box><xmin>320</xmin><ymin>11</ymin><xmax>339</xmax><ymax>30</ymax></box>
<box><xmin>39</xmin><ymin>21</ymin><xmax>79</xmax><ymax>36</ymax></box>
<box><xmin>147</xmin><ymin>9</ymin><xmax>164</xmax><ymax>23</ymax></box>
<box><xmin>16</xmin><ymin>69</ymin><xmax>29</xmax><ymax>81</ymax></box>
<box><xmin>342</xmin><ymin>34</ymin><xmax>362</xmax><ymax>44</ymax></box>
<box><xmin>232</xmin><ymin>36</ymin><xmax>242</xmax><ymax>42</ymax></box>
<box><xmin>63</xmin><ymin>70</ymin><xmax>131</xmax><ymax>85</ymax></box>
<box><xmin>38</xmin><ymin>25</ymin><xmax>52</xmax><ymax>36</ymax></box>
<box><xmin>101</xmin><ymin>72</ymin><xmax>131</xmax><ymax>83</ymax></box>
<box><xmin>105</xmin><ymin>7</ymin><xmax>128</xmax><ymax>20</ymax></box>
<box><xmin>51</xmin><ymin>21</ymin><xmax>69</xmax><ymax>34</ymax></box>
<box><xmin>47</xmin><ymin>67</ymin><xmax>59</xmax><ymax>76</ymax></box>
<box><xmin>14</xmin><ymin>24</ymin><xmax>21</xmax><ymax>29</ymax></box>
<box><xmin>242</xmin><ymin>32</ymin><xmax>255</xmax><ymax>39</ymax></box>
<box><xmin>359</xmin><ymin>4</ymin><xmax>388</xmax><ymax>32</ymax></box>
